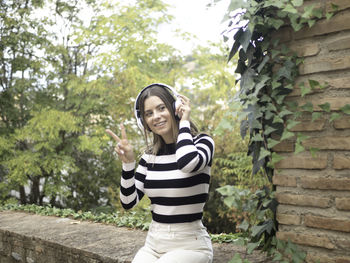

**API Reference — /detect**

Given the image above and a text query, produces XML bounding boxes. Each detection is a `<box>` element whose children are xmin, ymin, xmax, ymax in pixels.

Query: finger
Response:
<box><xmin>178</xmin><ymin>94</ymin><xmax>189</xmax><ymax>101</ymax></box>
<box><xmin>120</xmin><ymin>123</ymin><xmax>127</xmax><ymax>141</ymax></box>
<box><xmin>106</xmin><ymin>129</ymin><xmax>120</xmax><ymax>142</ymax></box>
<box><xmin>115</xmin><ymin>146</ymin><xmax>125</xmax><ymax>155</ymax></box>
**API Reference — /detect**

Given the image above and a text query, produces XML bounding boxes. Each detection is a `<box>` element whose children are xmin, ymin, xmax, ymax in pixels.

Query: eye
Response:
<box><xmin>145</xmin><ymin>112</ymin><xmax>153</xmax><ymax>118</ymax></box>
<box><xmin>159</xmin><ymin>105</ymin><xmax>166</xmax><ymax>111</ymax></box>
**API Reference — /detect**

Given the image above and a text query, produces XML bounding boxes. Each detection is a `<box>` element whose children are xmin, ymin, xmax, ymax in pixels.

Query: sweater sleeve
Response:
<box><xmin>119</xmin><ymin>154</ymin><xmax>147</xmax><ymax>210</ymax></box>
<box><xmin>176</xmin><ymin>120</ymin><xmax>215</xmax><ymax>173</ymax></box>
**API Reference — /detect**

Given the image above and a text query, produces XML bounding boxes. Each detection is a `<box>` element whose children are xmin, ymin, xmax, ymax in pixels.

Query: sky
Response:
<box><xmin>157</xmin><ymin>0</ymin><xmax>231</xmax><ymax>53</ymax></box>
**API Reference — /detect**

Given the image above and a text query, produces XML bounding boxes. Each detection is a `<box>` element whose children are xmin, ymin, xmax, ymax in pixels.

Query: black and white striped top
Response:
<box><xmin>120</xmin><ymin>120</ymin><xmax>215</xmax><ymax>224</ymax></box>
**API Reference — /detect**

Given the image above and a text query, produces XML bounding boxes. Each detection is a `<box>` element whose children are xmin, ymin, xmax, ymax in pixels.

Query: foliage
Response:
<box><xmin>212</xmin><ymin>0</ymin><xmax>347</xmax><ymax>260</ymax></box>
<box><xmin>0</xmin><ymin>203</ymin><xmax>151</xmax><ymax>230</ymax></box>
<box><xmin>218</xmin><ymin>0</ymin><xmax>346</xmax><ymax>179</ymax></box>
<box><xmin>0</xmin><ymin>0</ymin><xmax>185</xmax><ymax>210</ymax></box>
<box><xmin>217</xmin><ymin>185</ymin><xmax>307</xmax><ymax>262</ymax></box>
<box><xmin>217</xmin><ymin>185</ymin><xmax>276</xmax><ymax>249</ymax></box>
<box><xmin>210</xmin><ymin>233</ymin><xmax>246</xmax><ymax>244</ymax></box>
<box><xmin>228</xmin><ymin>237</ymin><xmax>307</xmax><ymax>263</ymax></box>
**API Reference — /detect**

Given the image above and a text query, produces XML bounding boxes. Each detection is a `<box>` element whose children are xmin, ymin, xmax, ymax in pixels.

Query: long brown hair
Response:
<box><xmin>137</xmin><ymin>85</ymin><xmax>198</xmax><ymax>155</ymax></box>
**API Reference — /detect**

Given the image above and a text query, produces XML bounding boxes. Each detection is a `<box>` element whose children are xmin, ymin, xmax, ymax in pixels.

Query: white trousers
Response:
<box><xmin>132</xmin><ymin>220</ymin><xmax>213</xmax><ymax>263</ymax></box>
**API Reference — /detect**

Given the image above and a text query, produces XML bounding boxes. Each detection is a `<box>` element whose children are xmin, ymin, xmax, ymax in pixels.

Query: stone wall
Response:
<box><xmin>0</xmin><ymin>211</ymin><xmax>271</xmax><ymax>263</ymax></box>
<box><xmin>273</xmin><ymin>1</ymin><xmax>350</xmax><ymax>262</ymax></box>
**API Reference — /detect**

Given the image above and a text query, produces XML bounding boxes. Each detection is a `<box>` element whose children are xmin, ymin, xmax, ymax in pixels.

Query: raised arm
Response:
<box><xmin>119</xmin><ymin>156</ymin><xmax>147</xmax><ymax>210</ymax></box>
<box><xmin>106</xmin><ymin>124</ymin><xmax>145</xmax><ymax>210</ymax></box>
<box><xmin>176</xmin><ymin>120</ymin><xmax>215</xmax><ymax>173</ymax></box>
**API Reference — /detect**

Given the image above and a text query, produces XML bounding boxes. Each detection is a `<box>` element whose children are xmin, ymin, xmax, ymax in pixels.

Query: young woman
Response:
<box><xmin>106</xmin><ymin>83</ymin><xmax>215</xmax><ymax>263</ymax></box>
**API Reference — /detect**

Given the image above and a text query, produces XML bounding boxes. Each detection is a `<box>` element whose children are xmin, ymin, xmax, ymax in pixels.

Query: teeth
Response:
<box><xmin>155</xmin><ymin>121</ymin><xmax>165</xmax><ymax>127</ymax></box>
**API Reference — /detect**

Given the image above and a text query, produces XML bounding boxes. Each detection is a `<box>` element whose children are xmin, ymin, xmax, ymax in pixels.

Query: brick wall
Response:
<box><xmin>273</xmin><ymin>1</ymin><xmax>350</xmax><ymax>262</ymax></box>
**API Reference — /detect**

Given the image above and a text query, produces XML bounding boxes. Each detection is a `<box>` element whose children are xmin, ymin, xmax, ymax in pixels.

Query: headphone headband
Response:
<box><xmin>134</xmin><ymin>83</ymin><xmax>179</xmax><ymax>131</ymax></box>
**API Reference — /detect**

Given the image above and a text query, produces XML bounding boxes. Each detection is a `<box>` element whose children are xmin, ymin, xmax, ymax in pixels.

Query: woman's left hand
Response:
<box><xmin>175</xmin><ymin>95</ymin><xmax>191</xmax><ymax>121</ymax></box>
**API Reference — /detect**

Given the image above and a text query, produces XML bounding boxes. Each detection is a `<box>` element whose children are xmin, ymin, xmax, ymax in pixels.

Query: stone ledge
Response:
<box><xmin>0</xmin><ymin>211</ymin><xmax>271</xmax><ymax>263</ymax></box>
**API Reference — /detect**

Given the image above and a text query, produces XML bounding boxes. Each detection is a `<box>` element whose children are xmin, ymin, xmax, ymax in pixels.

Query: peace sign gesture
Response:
<box><xmin>106</xmin><ymin>124</ymin><xmax>135</xmax><ymax>163</ymax></box>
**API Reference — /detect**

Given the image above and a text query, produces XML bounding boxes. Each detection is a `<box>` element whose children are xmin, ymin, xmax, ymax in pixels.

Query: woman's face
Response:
<box><xmin>143</xmin><ymin>95</ymin><xmax>174</xmax><ymax>144</ymax></box>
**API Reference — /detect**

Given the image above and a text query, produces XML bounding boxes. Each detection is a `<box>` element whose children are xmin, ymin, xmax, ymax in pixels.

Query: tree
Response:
<box><xmin>0</xmin><ymin>0</ymin><xmax>186</xmax><ymax>210</ymax></box>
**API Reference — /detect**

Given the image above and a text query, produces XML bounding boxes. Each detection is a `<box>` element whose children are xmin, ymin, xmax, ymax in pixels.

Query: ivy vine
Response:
<box><xmin>214</xmin><ymin>0</ymin><xmax>349</xmax><ymax>261</ymax></box>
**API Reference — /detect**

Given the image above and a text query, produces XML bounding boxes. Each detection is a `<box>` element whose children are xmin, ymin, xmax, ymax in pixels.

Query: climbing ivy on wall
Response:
<box><xmin>212</xmin><ymin>0</ymin><xmax>350</xmax><ymax>261</ymax></box>
<box><xmin>220</xmin><ymin>0</ymin><xmax>343</xmax><ymax>182</ymax></box>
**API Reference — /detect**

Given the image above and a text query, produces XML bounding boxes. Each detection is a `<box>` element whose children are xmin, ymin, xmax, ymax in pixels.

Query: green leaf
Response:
<box><xmin>273</xmin><ymin>252</ymin><xmax>283</xmax><ymax>261</ymax></box>
<box><xmin>318</xmin><ymin>102</ymin><xmax>331</xmax><ymax>112</ymax></box>
<box><xmin>291</xmin><ymin>19</ymin><xmax>303</xmax><ymax>31</ymax></box>
<box><xmin>330</xmin><ymin>113</ymin><xmax>341</xmax><ymax>122</ymax></box>
<box><xmin>312</xmin><ymin>8</ymin><xmax>323</xmax><ymax>19</ymax></box>
<box><xmin>252</xmin><ymin>133</ymin><xmax>264</xmax><ymax>142</ymax></box>
<box><xmin>300</xmin><ymin>102</ymin><xmax>313</xmax><ymax>112</ymax></box>
<box><xmin>261</xmin><ymin>95</ymin><xmax>272</xmax><ymax>103</ymax></box>
<box><xmin>340</xmin><ymin>104</ymin><xmax>350</xmax><ymax>115</ymax></box>
<box><xmin>224</xmin><ymin>196</ymin><xmax>237</xmax><ymax>208</ymax></box>
<box><xmin>216</xmin><ymin>185</ymin><xmax>236</xmax><ymax>196</ymax></box>
<box><xmin>331</xmin><ymin>3</ymin><xmax>339</xmax><ymax>11</ymax></box>
<box><xmin>307</xmin><ymin>19</ymin><xmax>316</xmax><ymax>28</ymax></box>
<box><xmin>252</xmin><ymin>119</ymin><xmax>262</xmax><ymax>129</ymax></box>
<box><xmin>286</xmin><ymin>101</ymin><xmax>299</xmax><ymax>111</ymax></box>
<box><xmin>283</xmin><ymin>4</ymin><xmax>298</xmax><ymax>14</ymax></box>
<box><xmin>247</xmin><ymin>242</ymin><xmax>260</xmax><ymax>254</ymax></box>
<box><xmin>264</xmin><ymin>126</ymin><xmax>277</xmax><ymax>135</ymax></box>
<box><xmin>271</xmin><ymin>80</ymin><xmax>280</xmax><ymax>89</ymax></box>
<box><xmin>276</xmin><ymin>65</ymin><xmax>292</xmax><ymax>80</ymax></box>
<box><xmin>312</xmin><ymin>112</ymin><xmax>322</xmax><ymax>122</ymax></box>
<box><xmin>292</xmin><ymin>0</ymin><xmax>303</xmax><ymax>7</ymax></box>
<box><xmin>267</xmin><ymin>138</ymin><xmax>280</xmax><ymax>149</ymax></box>
<box><xmin>281</xmin><ymin>130</ymin><xmax>294</xmax><ymax>141</ymax></box>
<box><xmin>297</xmin><ymin>133</ymin><xmax>310</xmax><ymax>142</ymax></box>
<box><xmin>233</xmin><ymin>238</ymin><xmax>246</xmax><ymax>246</ymax></box>
<box><xmin>308</xmin><ymin>79</ymin><xmax>319</xmax><ymax>89</ymax></box>
<box><xmin>240</xmin><ymin>29</ymin><xmax>252</xmax><ymax>52</ymax></box>
<box><xmin>257</xmin><ymin>56</ymin><xmax>270</xmax><ymax>73</ymax></box>
<box><xmin>286</xmin><ymin>120</ymin><xmax>300</xmax><ymax>130</ymax></box>
<box><xmin>275</xmin><ymin>94</ymin><xmax>287</xmax><ymax>105</ymax></box>
<box><xmin>259</xmin><ymin>147</ymin><xmax>271</xmax><ymax>161</ymax></box>
<box><xmin>264</xmin><ymin>0</ymin><xmax>284</xmax><ymax>8</ymax></box>
<box><xmin>238</xmin><ymin>220</ymin><xmax>249</xmax><ymax>231</ymax></box>
<box><xmin>273</xmin><ymin>115</ymin><xmax>284</xmax><ymax>124</ymax></box>
<box><xmin>229</xmin><ymin>253</ymin><xmax>243</xmax><ymax>263</ymax></box>
<box><xmin>279</xmin><ymin>109</ymin><xmax>293</xmax><ymax>118</ymax></box>
<box><xmin>300</xmin><ymin>84</ymin><xmax>312</xmax><ymax>97</ymax></box>
<box><xmin>270</xmin><ymin>152</ymin><xmax>285</xmax><ymax>166</ymax></box>
<box><xmin>228</xmin><ymin>41</ymin><xmax>241</xmax><ymax>62</ymax></box>
<box><xmin>309</xmin><ymin>147</ymin><xmax>319</xmax><ymax>158</ymax></box>
<box><xmin>303</xmin><ymin>4</ymin><xmax>316</xmax><ymax>19</ymax></box>
<box><xmin>294</xmin><ymin>141</ymin><xmax>305</xmax><ymax>154</ymax></box>
<box><xmin>326</xmin><ymin>12</ymin><xmax>334</xmax><ymax>20</ymax></box>
<box><xmin>269</xmin><ymin>18</ymin><xmax>284</xmax><ymax>30</ymax></box>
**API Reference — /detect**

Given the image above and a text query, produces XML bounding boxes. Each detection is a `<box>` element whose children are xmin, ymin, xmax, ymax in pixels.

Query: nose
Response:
<box><xmin>153</xmin><ymin>110</ymin><xmax>161</xmax><ymax>119</ymax></box>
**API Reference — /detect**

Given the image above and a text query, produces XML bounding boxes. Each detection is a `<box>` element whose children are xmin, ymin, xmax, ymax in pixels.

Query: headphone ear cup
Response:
<box><xmin>174</xmin><ymin>99</ymin><xmax>181</xmax><ymax>120</ymax></box>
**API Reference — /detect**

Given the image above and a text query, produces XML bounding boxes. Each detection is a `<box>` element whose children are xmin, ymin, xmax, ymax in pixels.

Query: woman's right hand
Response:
<box><xmin>106</xmin><ymin>124</ymin><xmax>135</xmax><ymax>163</ymax></box>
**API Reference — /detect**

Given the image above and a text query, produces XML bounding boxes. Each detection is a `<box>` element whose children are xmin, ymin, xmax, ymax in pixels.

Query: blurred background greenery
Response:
<box><xmin>0</xmin><ymin>0</ymin><xmax>271</xmax><ymax>234</ymax></box>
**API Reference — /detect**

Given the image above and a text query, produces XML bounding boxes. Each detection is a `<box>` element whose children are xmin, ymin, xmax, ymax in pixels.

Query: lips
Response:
<box><xmin>154</xmin><ymin>121</ymin><xmax>166</xmax><ymax>127</ymax></box>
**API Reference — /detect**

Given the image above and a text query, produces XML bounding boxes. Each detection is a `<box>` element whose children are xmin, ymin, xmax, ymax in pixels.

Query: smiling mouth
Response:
<box><xmin>154</xmin><ymin>121</ymin><xmax>166</xmax><ymax>127</ymax></box>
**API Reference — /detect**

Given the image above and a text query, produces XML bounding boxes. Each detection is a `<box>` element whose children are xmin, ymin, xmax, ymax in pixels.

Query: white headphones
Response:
<box><xmin>134</xmin><ymin>83</ymin><xmax>181</xmax><ymax>131</ymax></box>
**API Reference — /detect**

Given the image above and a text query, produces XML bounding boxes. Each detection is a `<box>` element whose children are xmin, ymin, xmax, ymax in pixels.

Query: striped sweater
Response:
<box><xmin>120</xmin><ymin>120</ymin><xmax>215</xmax><ymax>223</ymax></box>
